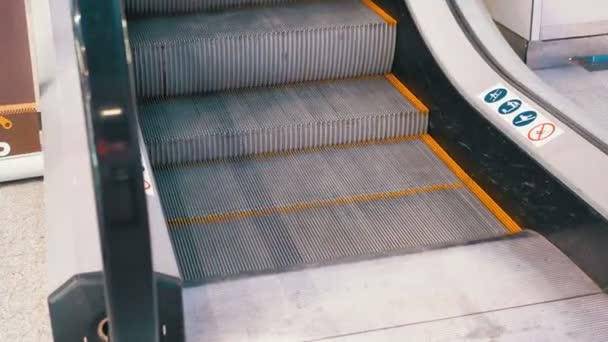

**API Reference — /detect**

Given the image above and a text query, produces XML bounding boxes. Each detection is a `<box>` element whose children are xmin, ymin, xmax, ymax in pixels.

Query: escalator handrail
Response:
<box><xmin>72</xmin><ymin>0</ymin><xmax>159</xmax><ymax>340</ymax></box>
<box><xmin>446</xmin><ymin>0</ymin><xmax>608</xmax><ymax>156</ymax></box>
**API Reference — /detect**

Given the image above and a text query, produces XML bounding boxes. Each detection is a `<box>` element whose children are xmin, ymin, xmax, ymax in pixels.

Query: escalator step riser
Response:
<box><xmin>131</xmin><ymin>24</ymin><xmax>395</xmax><ymax>97</ymax></box>
<box><xmin>148</xmin><ymin>113</ymin><xmax>428</xmax><ymax>164</ymax></box>
<box><xmin>126</xmin><ymin>0</ymin><xmax>301</xmax><ymax>15</ymax></box>
<box><xmin>139</xmin><ymin>76</ymin><xmax>426</xmax><ymax>165</ymax></box>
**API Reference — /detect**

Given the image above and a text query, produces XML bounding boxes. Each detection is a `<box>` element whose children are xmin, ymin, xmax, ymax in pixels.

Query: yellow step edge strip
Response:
<box><xmin>0</xmin><ymin>102</ymin><xmax>37</xmax><ymax>115</ymax></box>
<box><xmin>385</xmin><ymin>74</ymin><xmax>430</xmax><ymax>114</ymax></box>
<box><xmin>361</xmin><ymin>0</ymin><xmax>397</xmax><ymax>26</ymax></box>
<box><xmin>420</xmin><ymin>134</ymin><xmax>522</xmax><ymax>234</ymax></box>
<box><xmin>168</xmin><ymin>182</ymin><xmax>464</xmax><ymax>228</ymax></box>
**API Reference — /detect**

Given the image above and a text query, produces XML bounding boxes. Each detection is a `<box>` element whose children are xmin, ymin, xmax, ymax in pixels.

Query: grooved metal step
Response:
<box><xmin>140</xmin><ymin>76</ymin><xmax>427</xmax><ymax>165</ymax></box>
<box><xmin>126</xmin><ymin>0</ymin><xmax>301</xmax><ymax>16</ymax></box>
<box><xmin>128</xmin><ymin>0</ymin><xmax>395</xmax><ymax>97</ymax></box>
<box><xmin>154</xmin><ymin>138</ymin><xmax>508</xmax><ymax>284</ymax></box>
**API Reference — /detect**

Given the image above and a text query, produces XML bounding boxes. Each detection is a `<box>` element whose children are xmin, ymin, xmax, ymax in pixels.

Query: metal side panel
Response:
<box><xmin>126</xmin><ymin>0</ymin><xmax>302</xmax><ymax>16</ymax></box>
<box><xmin>36</xmin><ymin>0</ymin><xmax>185</xmax><ymax>339</ymax></box>
<box><xmin>128</xmin><ymin>0</ymin><xmax>396</xmax><ymax>97</ymax></box>
<box><xmin>139</xmin><ymin>127</ymin><xmax>181</xmax><ymax>278</ymax></box>
<box><xmin>536</xmin><ymin>65</ymin><xmax>608</xmax><ymax>136</ymax></box>
<box><xmin>182</xmin><ymin>232</ymin><xmax>602</xmax><ymax>341</ymax></box>
<box><xmin>324</xmin><ymin>294</ymin><xmax>608</xmax><ymax>341</ymax></box>
<box><xmin>41</xmin><ymin>0</ymin><xmax>102</xmax><ymax>293</ymax></box>
<box><xmin>527</xmin><ymin>34</ymin><xmax>608</xmax><ymax>69</ymax></box>
<box><xmin>140</xmin><ymin>76</ymin><xmax>426</xmax><ymax>164</ymax></box>
<box><xmin>405</xmin><ymin>0</ymin><xmax>608</xmax><ymax>220</ymax></box>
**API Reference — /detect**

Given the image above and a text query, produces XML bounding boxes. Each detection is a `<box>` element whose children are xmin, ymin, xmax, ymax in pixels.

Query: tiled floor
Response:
<box><xmin>0</xmin><ymin>179</ymin><xmax>52</xmax><ymax>341</ymax></box>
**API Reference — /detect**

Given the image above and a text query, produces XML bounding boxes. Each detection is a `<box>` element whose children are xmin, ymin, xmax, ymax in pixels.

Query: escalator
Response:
<box><xmin>125</xmin><ymin>0</ymin><xmax>608</xmax><ymax>339</ymax></box>
<box><xmin>43</xmin><ymin>0</ymin><xmax>608</xmax><ymax>340</ymax></box>
<box><xmin>128</xmin><ymin>0</ymin><xmax>519</xmax><ymax>286</ymax></box>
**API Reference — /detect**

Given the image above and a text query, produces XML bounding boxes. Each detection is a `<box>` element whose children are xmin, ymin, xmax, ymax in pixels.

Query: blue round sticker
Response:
<box><xmin>484</xmin><ymin>88</ymin><xmax>508</xmax><ymax>103</ymax></box>
<box><xmin>498</xmin><ymin>99</ymin><xmax>522</xmax><ymax>115</ymax></box>
<box><xmin>513</xmin><ymin>111</ymin><xmax>538</xmax><ymax>127</ymax></box>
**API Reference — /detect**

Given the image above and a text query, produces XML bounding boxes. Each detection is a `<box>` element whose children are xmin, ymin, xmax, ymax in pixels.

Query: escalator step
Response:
<box><xmin>155</xmin><ymin>138</ymin><xmax>509</xmax><ymax>284</ymax></box>
<box><xmin>129</xmin><ymin>0</ymin><xmax>395</xmax><ymax>97</ymax></box>
<box><xmin>140</xmin><ymin>76</ymin><xmax>427</xmax><ymax>165</ymax></box>
<box><xmin>172</xmin><ymin>187</ymin><xmax>507</xmax><ymax>284</ymax></box>
<box><xmin>126</xmin><ymin>0</ymin><xmax>301</xmax><ymax>16</ymax></box>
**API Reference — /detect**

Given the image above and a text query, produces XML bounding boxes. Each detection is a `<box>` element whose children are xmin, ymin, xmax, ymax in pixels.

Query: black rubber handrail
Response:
<box><xmin>73</xmin><ymin>0</ymin><xmax>159</xmax><ymax>341</ymax></box>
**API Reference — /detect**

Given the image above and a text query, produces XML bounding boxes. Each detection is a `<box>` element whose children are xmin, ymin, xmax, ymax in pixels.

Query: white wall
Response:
<box><xmin>541</xmin><ymin>0</ymin><xmax>608</xmax><ymax>39</ymax></box>
<box><xmin>484</xmin><ymin>0</ymin><xmax>534</xmax><ymax>40</ymax></box>
<box><xmin>485</xmin><ymin>0</ymin><xmax>608</xmax><ymax>41</ymax></box>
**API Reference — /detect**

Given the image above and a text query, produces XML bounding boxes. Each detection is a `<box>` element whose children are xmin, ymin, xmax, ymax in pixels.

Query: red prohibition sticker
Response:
<box><xmin>144</xmin><ymin>180</ymin><xmax>151</xmax><ymax>190</ymax></box>
<box><xmin>527</xmin><ymin>123</ymin><xmax>556</xmax><ymax>142</ymax></box>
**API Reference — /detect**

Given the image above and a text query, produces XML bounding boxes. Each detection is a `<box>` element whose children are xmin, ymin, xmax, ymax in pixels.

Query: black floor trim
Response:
<box><xmin>48</xmin><ymin>272</ymin><xmax>185</xmax><ymax>341</ymax></box>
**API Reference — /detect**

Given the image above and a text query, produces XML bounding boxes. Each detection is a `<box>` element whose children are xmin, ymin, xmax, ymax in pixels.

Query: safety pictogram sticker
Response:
<box><xmin>528</xmin><ymin>123</ymin><xmax>556</xmax><ymax>141</ymax></box>
<box><xmin>479</xmin><ymin>84</ymin><xmax>563</xmax><ymax>147</ymax></box>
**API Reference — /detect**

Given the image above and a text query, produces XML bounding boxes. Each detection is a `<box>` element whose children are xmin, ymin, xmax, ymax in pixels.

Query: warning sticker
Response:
<box><xmin>527</xmin><ymin>123</ymin><xmax>557</xmax><ymax>142</ymax></box>
<box><xmin>480</xmin><ymin>84</ymin><xmax>563</xmax><ymax>147</ymax></box>
<box><xmin>141</xmin><ymin>156</ymin><xmax>154</xmax><ymax>196</ymax></box>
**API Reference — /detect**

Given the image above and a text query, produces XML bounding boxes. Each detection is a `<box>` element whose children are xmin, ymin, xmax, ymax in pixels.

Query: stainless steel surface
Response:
<box><xmin>140</xmin><ymin>76</ymin><xmax>426</xmax><ymax>164</ymax></box>
<box><xmin>182</xmin><ymin>232</ymin><xmax>602</xmax><ymax>341</ymax></box>
<box><xmin>126</xmin><ymin>0</ymin><xmax>301</xmax><ymax>15</ymax></box>
<box><xmin>34</xmin><ymin>0</ymin><xmax>608</xmax><ymax>339</ymax></box>
<box><xmin>138</xmin><ymin>129</ymin><xmax>181</xmax><ymax>278</ymax></box>
<box><xmin>324</xmin><ymin>294</ymin><xmax>608</xmax><ymax>341</ymax></box>
<box><xmin>412</xmin><ymin>0</ymin><xmax>608</xmax><ymax>220</ymax></box>
<box><xmin>528</xmin><ymin>34</ymin><xmax>608</xmax><ymax>69</ymax></box>
<box><xmin>38</xmin><ymin>0</ymin><xmax>103</xmax><ymax>291</ymax></box>
<box><xmin>157</xmin><ymin>138</ymin><xmax>457</xmax><ymax>218</ymax></box>
<box><xmin>33</xmin><ymin>0</ymin><xmax>180</xmax><ymax>291</ymax></box>
<box><xmin>458</xmin><ymin>0</ymin><xmax>608</xmax><ymax>156</ymax></box>
<box><xmin>158</xmin><ymin>138</ymin><xmax>507</xmax><ymax>284</ymax></box>
<box><xmin>129</xmin><ymin>0</ymin><xmax>395</xmax><ymax>97</ymax></box>
<box><xmin>536</xmin><ymin>65</ymin><xmax>608</xmax><ymax>138</ymax></box>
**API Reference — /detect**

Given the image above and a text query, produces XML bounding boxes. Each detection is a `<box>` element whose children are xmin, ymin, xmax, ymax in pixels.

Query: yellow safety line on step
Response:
<box><xmin>420</xmin><ymin>134</ymin><xmax>522</xmax><ymax>234</ymax></box>
<box><xmin>0</xmin><ymin>102</ymin><xmax>37</xmax><ymax>115</ymax></box>
<box><xmin>361</xmin><ymin>0</ymin><xmax>397</xmax><ymax>26</ymax></box>
<box><xmin>168</xmin><ymin>182</ymin><xmax>464</xmax><ymax>228</ymax></box>
<box><xmin>385</xmin><ymin>74</ymin><xmax>429</xmax><ymax>114</ymax></box>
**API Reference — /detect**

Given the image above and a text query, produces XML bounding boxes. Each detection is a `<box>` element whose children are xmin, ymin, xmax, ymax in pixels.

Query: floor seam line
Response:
<box><xmin>303</xmin><ymin>291</ymin><xmax>606</xmax><ymax>342</ymax></box>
